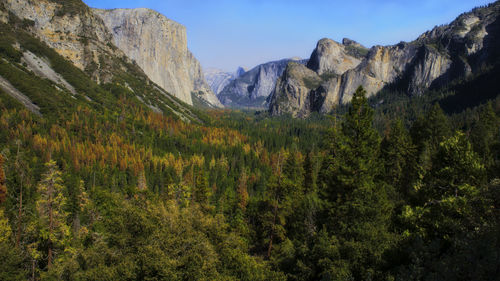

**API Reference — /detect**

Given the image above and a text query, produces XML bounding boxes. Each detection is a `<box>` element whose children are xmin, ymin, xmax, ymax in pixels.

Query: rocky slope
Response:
<box><xmin>270</xmin><ymin>2</ymin><xmax>500</xmax><ymax>117</ymax></box>
<box><xmin>0</xmin><ymin>0</ymin><xmax>206</xmax><ymax>122</ymax></box>
<box><xmin>2</xmin><ymin>0</ymin><xmax>119</xmax><ymax>83</ymax></box>
<box><xmin>218</xmin><ymin>58</ymin><xmax>307</xmax><ymax>108</ymax></box>
<box><xmin>93</xmin><ymin>8</ymin><xmax>222</xmax><ymax>108</ymax></box>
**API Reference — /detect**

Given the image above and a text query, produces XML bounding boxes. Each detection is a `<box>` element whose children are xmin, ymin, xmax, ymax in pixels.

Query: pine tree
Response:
<box><xmin>320</xmin><ymin>86</ymin><xmax>381</xmax><ymax>202</ymax></box>
<box><xmin>0</xmin><ymin>209</ymin><xmax>26</xmax><ymax>280</ymax></box>
<box><xmin>471</xmin><ymin>102</ymin><xmax>499</xmax><ymax>177</ymax></box>
<box><xmin>425</xmin><ymin>131</ymin><xmax>486</xmax><ymax>200</ymax></box>
<box><xmin>399</xmin><ymin>132</ymin><xmax>491</xmax><ymax>279</ymax></box>
<box><xmin>283</xmin><ymin>149</ymin><xmax>305</xmax><ymax>189</ymax></box>
<box><xmin>73</xmin><ymin>180</ymin><xmax>90</xmax><ymax>238</ymax></box>
<box><xmin>193</xmin><ymin>170</ymin><xmax>211</xmax><ymax>206</ymax></box>
<box><xmin>303</xmin><ymin>149</ymin><xmax>317</xmax><ymax>194</ymax></box>
<box><xmin>0</xmin><ymin>155</ymin><xmax>6</xmax><ymax>205</ymax></box>
<box><xmin>411</xmin><ymin>103</ymin><xmax>452</xmax><ymax>155</ymax></box>
<box><xmin>380</xmin><ymin>119</ymin><xmax>417</xmax><ymax>197</ymax></box>
<box><xmin>237</xmin><ymin>168</ymin><xmax>249</xmax><ymax>211</ymax></box>
<box><xmin>137</xmin><ymin>170</ymin><xmax>148</xmax><ymax>191</ymax></box>
<box><xmin>319</xmin><ymin>86</ymin><xmax>395</xmax><ymax>279</ymax></box>
<box><xmin>32</xmin><ymin>160</ymin><xmax>70</xmax><ymax>269</ymax></box>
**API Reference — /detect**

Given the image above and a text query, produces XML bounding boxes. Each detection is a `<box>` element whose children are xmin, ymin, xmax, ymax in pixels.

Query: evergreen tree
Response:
<box><xmin>425</xmin><ymin>131</ymin><xmax>486</xmax><ymax>200</ymax></box>
<box><xmin>471</xmin><ymin>102</ymin><xmax>499</xmax><ymax>177</ymax></box>
<box><xmin>319</xmin><ymin>86</ymin><xmax>395</xmax><ymax>280</ymax></box>
<box><xmin>320</xmin><ymin>87</ymin><xmax>381</xmax><ymax>203</ymax></box>
<box><xmin>0</xmin><ymin>154</ymin><xmax>6</xmax><ymax>205</ymax></box>
<box><xmin>380</xmin><ymin>119</ymin><xmax>417</xmax><ymax>197</ymax></box>
<box><xmin>411</xmin><ymin>103</ymin><xmax>452</xmax><ymax>155</ymax></box>
<box><xmin>303</xmin><ymin>149</ymin><xmax>317</xmax><ymax>194</ymax></box>
<box><xmin>31</xmin><ymin>160</ymin><xmax>70</xmax><ymax>269</ymax></box>
<box><xmin>397</xmin><ymin>132</ymin><xmax>491</xmax><ymax>280</ymax></box>
<box><xmin>193</xmin><ymin>169</ymin><xmax>211</xmax><ymax>206</ymax></box>
<box><xmin>237</xmin><ymin>168</ymin><xmax>249</xmax><ymax>211</ymax></box>
<box><xmin>0</xmin><ymin>209</ymin><xmax>26</xmax><ymax>280</ymax></box>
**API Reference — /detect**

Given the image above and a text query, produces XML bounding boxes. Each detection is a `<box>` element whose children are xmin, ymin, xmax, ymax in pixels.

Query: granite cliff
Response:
<box><xmin>0</xmin><ymin>0</ymin><xmax>212</xmax><ymax>121</ymax></box>
<box><xmin>204</xmin><ymin>67</ymin><xmax>246</xmax><ymax>95</ymax></box>
<box><xmin>218</xmin><ymin>58</ymin><xmax>306</xmax><ymax>108</ymax></box>
<box><xmin>270</xmin><ymin>2</ymin><xmax>500</xmax><ymax>117</ymax></box>
<box><xmin>1</xmin><ymin>0</ymin><xmax>221</xmax><ymax>108</ymax></box>
<box><xmin>93</xmin><ymin>8</ymin><xmax>222</xmax><ymax>108</ymax></box>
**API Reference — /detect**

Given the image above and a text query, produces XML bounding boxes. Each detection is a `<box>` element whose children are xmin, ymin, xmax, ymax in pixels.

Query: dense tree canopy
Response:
<box><xmin>0</xmin><ymin>72</ymin><xmax>499</xmax><ymax>280</ymax></box>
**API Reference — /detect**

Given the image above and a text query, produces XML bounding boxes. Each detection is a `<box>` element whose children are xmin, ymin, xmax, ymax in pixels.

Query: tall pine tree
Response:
<box><xmin>31</xmin><ymin>160</ymin><xmax>70</xmax><ymax>269</ymax></box>
<box><xmin>319</xmin><ymin>86</ymin><xmax>395</xmax><ymax>280</ymax></box>
<box><xmin>0</xmin><ymin>155</ymin><xmax>6</xmax><ymax>205</ymax></box>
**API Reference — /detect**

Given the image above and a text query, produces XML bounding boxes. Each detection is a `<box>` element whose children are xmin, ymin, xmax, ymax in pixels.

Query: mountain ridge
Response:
<box><xmin>269</xmin><ymin>2</ymin><xmax>500</xmax><ymax>117</ymax></box>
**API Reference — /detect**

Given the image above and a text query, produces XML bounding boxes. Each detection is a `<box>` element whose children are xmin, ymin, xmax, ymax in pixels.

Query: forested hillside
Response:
<box><xmin>1</xmin><ymin>76</ymin><xmax>499</xmax><ymax>280</ymax></box>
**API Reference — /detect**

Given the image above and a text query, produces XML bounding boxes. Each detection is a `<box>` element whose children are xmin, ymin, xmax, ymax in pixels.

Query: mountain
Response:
<box><xmin>204</xmin><ymin>67</ymin><xmax>246</xmax><ymax>95</ymax></box>
<box><xmin>93</xmin><ymin>8</ymin><xmax>222</xmax><ymax>108</ymax></box>
<box><xmin>269</xmin><ymin>2</ymin><xmax>500</xmax><ymax>117</ymax></box>
<box><xmin>0</xmin><ymin>0</ymin><xmax>205</xmax><ymax>122</ymax></box>
<box><xmin>217</xmin><ymin>58</ymin><xmax>307</xmax><ymax>108</ymax></box>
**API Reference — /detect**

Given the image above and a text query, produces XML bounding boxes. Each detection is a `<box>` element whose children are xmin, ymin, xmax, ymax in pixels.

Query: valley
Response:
<box><xmin>0</xmin><ymin>0</ymin><xmax>499</xmax><ymax>280</ymax></box>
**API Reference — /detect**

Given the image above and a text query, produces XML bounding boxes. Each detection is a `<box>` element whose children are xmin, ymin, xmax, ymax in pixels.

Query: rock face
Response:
<box><xmin>204</xmin><ymin>67</ymin><xmax>246</xmax><ymax>95</ymax></box>
<box><xmin>268</xmin><ymin>62</ymin><xmax>322</xmax><ymax>117</ymax></box>
<box><xmin>218</xmin><ymin>58</ymin><xmax>307</xmax><ymax>108</ymax></box>
<box><xmin>270</xmin><ymin>2</ymin><xmax>500</xmax><ymax>117</ymax></box>
<box><xmin>93</xmin><ymin>8</ymin><xmax>222</xmax><ymax>108</ymax></box>
<box><xmin>307</xmin><ymin>38</ymin><xmax>365</xmax><ymax>76</ymax></box>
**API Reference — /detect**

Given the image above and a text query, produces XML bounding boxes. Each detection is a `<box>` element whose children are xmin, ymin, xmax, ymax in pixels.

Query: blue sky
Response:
<box><xmin>83</xmin><ymin>0</ymin><xmax>494</xmax><ymax>72</ymax></box>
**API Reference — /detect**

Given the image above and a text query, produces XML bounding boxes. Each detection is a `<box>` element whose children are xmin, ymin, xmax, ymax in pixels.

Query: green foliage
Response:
<box><xmin>0</xmin><ymin>210</ymin><xmax>26</xmax><ymax>280</ymax></box>
<box><xmin>381</xmin><ymin>119</ymin><xmax>417</xmax><ymax>197</ymax></box>
<box><xmin>29</xmin><ymin>160</ymin><xmax>71</xmax><ymax>269</ymax></box>
<box><xmin>345</xmin><ymin>44</ymin><xmax>370</xmax><ymax>58</ymax></box>
<box><xmin>471</xmin><ymin>102</ymin><xmax>500</xmax><ymax>176</ymax></box>
<box><xmin>0</xmin><ymin>155</ymin><xmax>6</xmax><ymax>204</ymax></box>
<box><xmin>49</xmin><ymin>0</ymin><xmax>89</xmax><ymax>17</ymax></box>
<box><xmin>318</xmin><ymin>86</ymin><xmax>395</xmax><ymax>280</ymax></box>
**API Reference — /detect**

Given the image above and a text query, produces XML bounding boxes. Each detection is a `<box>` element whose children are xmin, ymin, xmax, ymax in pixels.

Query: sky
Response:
<box><xmin>83</xmin><ymin>0</ymin><xmax>494</xmax><ymax>72</ymax></box>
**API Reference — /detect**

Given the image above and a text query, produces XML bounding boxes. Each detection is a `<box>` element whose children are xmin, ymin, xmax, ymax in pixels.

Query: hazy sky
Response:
<box><xmin>83</xmin><ymin>0</ymin><xmax>494</xmax><ymax>72</ymax></box>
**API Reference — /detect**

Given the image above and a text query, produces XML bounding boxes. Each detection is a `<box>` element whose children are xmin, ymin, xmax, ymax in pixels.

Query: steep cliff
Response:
<box><xmin>204</xmin><ymin>67</ymin><xmax>246</xmax><ymax>95</ymax></box>
<box><xmin>268</xmin><ymin>62</ymin><xmax>322</xmax><ymax>117</ymax></box>
<box><xmin>218</xmin><ymin>58</ymin><xmax>306</xmax><ymax>108</ymax></box>
<box><xmin>93</xmin><ymin>8</ymin><xmax>222</xmax><ymax>108</ymax></box>
<box><xmin>270</xmin><ymin>2</ymin><xmax>500</xmax><ymax>116</ymax></box>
